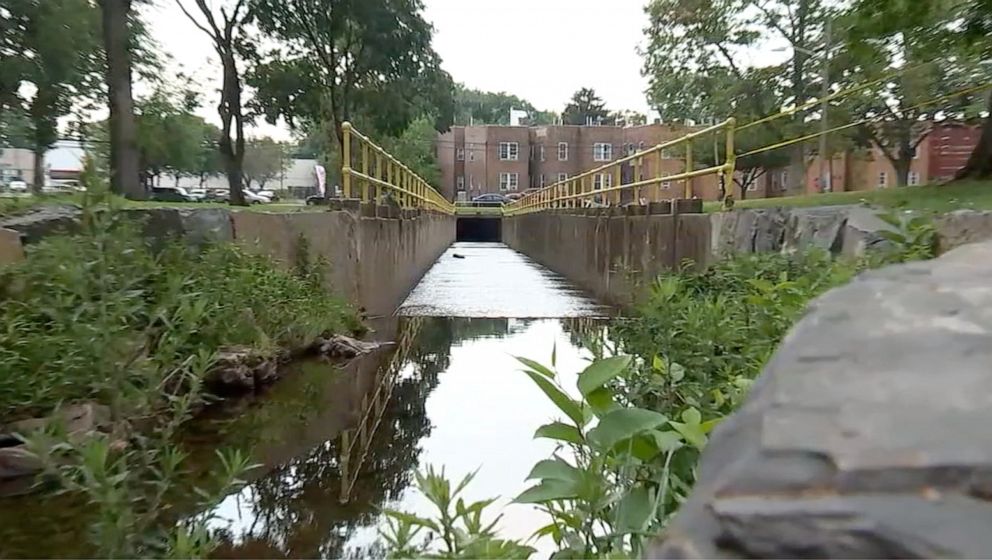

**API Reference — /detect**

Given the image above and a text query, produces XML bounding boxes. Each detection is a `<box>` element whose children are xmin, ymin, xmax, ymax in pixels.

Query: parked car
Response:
<box><xmin>244</xmin><ymin>190</ymin><xmax>271</xmax><ymax>205</ymax></box>
<box><xmin>254</xmin><ymin>189</ymin><xmax>279</xmax><ymax>202</ymax></box>
<box><xmin>7</xmin><ymin>179</ymin><xmax>27</xmax><ymax>192</ymax></box>
<box><xmin>471</xmin><ymin>193</ymin><xmax>510</xmax><ymax>206</ymax></box>
<box><xmin>150</xmin><ymin>186</ymin><xmax>197</xmax><ymax>202</ymax></box>
<box><xmin>506</xmin><ymin>192</ymin><xmax>526</xmax><ymax>202</ymax></box>
<box><xmin>206</xmin><ymin>189</ymin><xmax>229</xmax><ymax>203</ymax></box>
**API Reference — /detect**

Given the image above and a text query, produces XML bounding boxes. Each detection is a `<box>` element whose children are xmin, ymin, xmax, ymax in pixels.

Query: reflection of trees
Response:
<box><xmin>211</xmin><ymin>317</ymin><xmax>453</xmax><ymax>559</ymax></box>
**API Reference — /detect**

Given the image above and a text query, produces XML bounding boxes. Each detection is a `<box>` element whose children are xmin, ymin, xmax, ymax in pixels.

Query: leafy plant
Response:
<box><xmin>874</xmin><ymin>211</ymin><xmax>938</xmax><ymax>263</ymax></box>
<box><xmin>379</xmin><ymin>466</ymin><xmax>536</xmax><ymax>559</ymax></box>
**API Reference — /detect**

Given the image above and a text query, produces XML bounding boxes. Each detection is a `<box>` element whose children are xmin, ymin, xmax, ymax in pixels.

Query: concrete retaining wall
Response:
<box><xmin>504</xmin><ymin>206</ymin><xmax>992</xmax><ymax>307</ymax></box>
<box><xmin>650</xmin><ymin>239</ymin><xmax>992</xmax><ymax>558</ymax></box>
<box><xmin>0</xmin><ymin>206</ymin><xmax>455</xmax><ymax>317</ymax></box>
<box><xmin>502</xmin><ymin>209</ymin><xmax>711</xmax><ymax>307</ymax></box>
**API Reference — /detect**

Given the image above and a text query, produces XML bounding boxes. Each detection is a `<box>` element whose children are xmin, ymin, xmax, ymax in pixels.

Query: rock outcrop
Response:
<box><xmin>650</xmin><ymin>240</ymin><xmax>992</xmax><ymax>558</ymax></box>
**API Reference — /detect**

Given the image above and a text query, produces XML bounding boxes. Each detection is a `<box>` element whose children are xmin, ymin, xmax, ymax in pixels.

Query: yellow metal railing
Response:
<box><xmin>504</xmin><ymin>118</ymin><xmax>737</xmax><ymax>216</ymax></box>
<box><xmin>341</xmin><ymin>122</ymin><xmax>455</xmax><ymax>215</ymax></box>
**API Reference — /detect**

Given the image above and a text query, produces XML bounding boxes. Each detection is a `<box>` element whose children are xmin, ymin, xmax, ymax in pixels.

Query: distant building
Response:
<box><xmin>436</xmin><ymin>123</ymin><xmax>722</xmax><ymax>202</ymax></box>
<box><xmin>763</xmin><ymin>122</ymin><xmax>982</xmax><ymax>196</ymax></box>
<box><xmin>0</xmin><ymin>140</ymin><xmax>86</xmax><ymax>186</ymax></box>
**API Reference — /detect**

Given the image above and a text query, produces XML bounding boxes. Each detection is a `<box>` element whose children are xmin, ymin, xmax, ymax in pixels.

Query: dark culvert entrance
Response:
<box><xmin>456</xmin><ymin>218</ymin><xmax>502</xmax><ymax>242</ymax></box>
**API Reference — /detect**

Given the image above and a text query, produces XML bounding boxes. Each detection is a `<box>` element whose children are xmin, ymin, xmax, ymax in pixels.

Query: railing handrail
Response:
<box><xmin>341</xmin><ymin>121</ymin><xmax>455</xmax><ymax>215</ymax></box>
<box><xmin>505</xmin><ymin>118</ymin><xmax>737</xmax><ymax>216</ymax></box>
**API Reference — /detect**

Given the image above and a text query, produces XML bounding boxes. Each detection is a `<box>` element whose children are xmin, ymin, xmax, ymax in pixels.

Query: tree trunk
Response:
<box><xmin>218</xmin><ymin>53</ymin><xmax>246</xmax><ymax>206</ymax></box>
<box><xmin>99</xmin><ymin>0</ymin><xmax>143</xmax><ymax>199</ymax></box>
<box><xmin>955</xmin><ymin>91</ymin><xmax>992</xmax><ymax>180</ymax></box>
<box><xmin>32</xmin><ymin>146</ymin><xmax>44</xmax><ymax>195</ymax></box>
<box><xmin>894</xmin><ymin>158</ymin><xmax>911</xmax><ymax>187</ymax></box>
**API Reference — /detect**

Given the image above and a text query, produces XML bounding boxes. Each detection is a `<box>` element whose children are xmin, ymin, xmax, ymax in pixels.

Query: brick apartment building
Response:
<box><xmin>757</xmin><ymin>123</ymin><xmax>982</xmax><ymax>198</ymax></box>
<box><xmin>437</xmin><ymin>122</ymin><xmax>981</xmax><ymax>203</ymax></box>
<box><xmin>436</xmin><ymin>123</ymin><xmax>722</xmax><ymax>202</ymax></box>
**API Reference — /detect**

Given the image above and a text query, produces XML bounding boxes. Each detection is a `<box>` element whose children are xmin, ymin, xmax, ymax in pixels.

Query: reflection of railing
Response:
<box><xmin>338</xmin><ymin>318</ymin><xmax>424</xmax><ymax>503</ymax></box>
<box><xmin>504</xmin><ymin>119</ymin><xmax>737</xmax><ymax>216</ymax></box>
<box><xmin>341</xmin><ymin>122</ymin><xmax>455</xmax><ymax>215</ymax></box>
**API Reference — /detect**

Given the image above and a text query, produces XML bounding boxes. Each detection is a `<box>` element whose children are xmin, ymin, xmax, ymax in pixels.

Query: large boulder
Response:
<box><xmin>840</xmin><ymin>206</ymin><xmax>899</xmax><ymax>258</ymax></box>
<box><xmin>936</xmin><ymin>210</ymin><xmax>992</xmax><ymax>254</ymax></box>
<box><xmin>782</xmin><ymin>206</ymin><xmax>850</xmax><ymax>253</ymax></box>
<box><xmin>0</xmin><ymin>204</ymin><xmax>82</xmax><ymax>244</ymax></box>
<box><xmin>650</xmin><ymin>240</ymin><xmax>992</xmax><ymax>558</ymax></box>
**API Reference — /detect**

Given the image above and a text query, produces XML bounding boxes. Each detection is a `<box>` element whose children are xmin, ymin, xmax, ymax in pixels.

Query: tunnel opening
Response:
<box><xmin>456</xmin><ymin>218</ymin><xmax>502</xmax><ymax>242</ymax></box>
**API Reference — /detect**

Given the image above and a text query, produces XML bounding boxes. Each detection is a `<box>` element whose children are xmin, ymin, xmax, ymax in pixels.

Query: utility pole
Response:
<box><xmin>818</xmin><ymin>18</ymin><xmax>832</xmax><ymax>192</ymax></box>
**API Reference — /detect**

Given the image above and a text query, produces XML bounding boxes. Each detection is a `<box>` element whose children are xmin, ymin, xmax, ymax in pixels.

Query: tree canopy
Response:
<box><xmin>562</xmin><ymin>88</ymin><xmax>611</xmax><ymax>126</ymax></box>
<box><xmin>249</xmin><ymin>0</ymin><xmax>454</xmax><ymax>148</ymax></box>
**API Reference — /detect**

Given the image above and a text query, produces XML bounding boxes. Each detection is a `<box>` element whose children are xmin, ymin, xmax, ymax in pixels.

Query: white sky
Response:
<box><xmin>149</xmin><ymin>0</ymin><xmax>659</xmax><ymax>141</ymax></box>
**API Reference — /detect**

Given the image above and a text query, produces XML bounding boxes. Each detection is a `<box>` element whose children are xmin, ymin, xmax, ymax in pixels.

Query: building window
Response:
<box><xmin>499</xmin><ymin>172</ymin><xmax>519</xmax><ymax>191</ymax></box>
<box><xmin>908</xmin><ymin>171</ymin><xmax>920</xmax><ymax>186</ymax></box>
<box><xmin>661</xmin><ymin>148</ymin><xmax>673</xmax><ymax>159</ymax></box>
<box><xmin>456</xmin><ymin>148</ymin><xmax>465</xmax><ymax>161</ymax></box>
<box><xmin>593</xmin><ymin>173</ymin><xmax>613</xmax><ymax>190</ymax></box>
<box><xmin>781</xmin><ymin>170</ymin><xmax>789</xmax><ymax>190</ymax></box>
<box><xmin>878</xmin><ymin>171</ymin><xmax>888</xmax><ymax>187</ymax></box>
<box><xmin>661</xmin><ymin>181</ymin><xmax>672</xmax><ymax>190</ymax></box>
<box><xmin>593</xmin><ymin>143</ymin><xmax>613</xmax><ymax>162</ymax></box>
<box><xmin>499</xmin><ymin>142</ymin><xmax>519</xmax><ymax>161</ymax></box>
<box><xmin>540</xmin><ymin>174</ymin><xmax>546</xmax><ymax>187</ymax></box>
<box><xmin>468</xmin><ymin>151</ymin><xmax>475</xmax><ymax>162</ymax></box>
<box><xmin>456</xmin><ymin>176</ymin><xmax>465</xmax><ymax>191</ymax></box>
<box><xmin>557</xmin><ymin>173</ymin><xmax>568</xmax><ymax>183</ymax></box>
<box><xmin>746</xmin><ymin>182</ymin><xmax>758</xmax><ymax>192</ymax></box>
<box><xmin>625</xmin><ymin>143</ymin><xmax>636</xmax><ymax>156</ymax></box>
<box><xmin>558</xmin><ymin>142</ymin><xmax>568</xmax><ymax>161</ymax></box>
<box><xmin>638</xmin><ymin>141</ymin><xmax>645</xmax><ymax>152</ymax></box>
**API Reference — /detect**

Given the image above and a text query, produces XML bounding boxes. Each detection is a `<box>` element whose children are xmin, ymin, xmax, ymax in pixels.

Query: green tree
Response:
<box><xmin>643</xmin><ymin>0</ymin><xmax>829</xmax><ymax>192</ymax></box>
<box><xmin>690</xmin><ymin>67</ymin><xmax>793</xmax><ymax>199</ymax></box>
<box><xmin>453</xmin><ymin>85</ymin><xmax>556</xmax><ymax>125</ymax></box>
<box><xmin>98</xmin><ymin>0</ymin><xmax>144</xmax><ymax>199</ymax></box>
<box><xmin>242</xmin><ymin>137</ymin><xmax>289</xmax><ymax>190</ymax></box>
<box><xmin>249</xmin><ymin>0</ymin><xmax>454</xmax><ymax>165</ymax></box>
<box><xmin>380</xmin><ymin>116</ymin><xmax>443</xmax><ymax>187</ymax></box>
<box><xmin>562</xmin><ymin>87</ymin><xmax>610</xmax><ymax>126</ymax></box>
<box><xmin>176</xmin><ymin>0</ymin><xmax>252</xmax><ymax>205</ymax></box>
<box><xmin>849</xmin><ymin>0</ymin><xmax>992</xmax><ymax>180</ymax></box>
<box><xmin>843</xmin><ymin>0</ymin><xmax>990</xmax><ymax>185</ymax></box>
<box><xmin>4</xmin><ymin>0</ymin><xmax>102</xmax><ymax>194</ymax></box>
<box><xmin>133</xmin><ymin>89</ymin><xmax>208</xmax><ymax>188</ymax></box>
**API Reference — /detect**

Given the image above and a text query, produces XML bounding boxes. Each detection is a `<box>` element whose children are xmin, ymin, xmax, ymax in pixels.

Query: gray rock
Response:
<box><xmin>0</xmin><ymin>204</ymin><xmax>82</xmax><ymax>244</ymax></box>
<box><xmin>936</xmin><ymin>209</ymin><xmax>992</xmax><ymax>254</ymax></box>
<box><xmin>178</xmin><ymin>208</ymin><xmax>233</xmax><ymax>246</ymax></box>
<box><xmin>840</xmin><ymin>207</ymin><xmax>899</xmax><ymax>258</ymax></box>
<box><xmin>782</xmin><ymin>206</ymin><xmax>850</xmax><ymax>253</ymax></box>
<box><xmin>0</xmin><ymin>446</ymin><xmax>43</xmax><ymax>480</ymax></box>
<box><xmin>2</xmin><ymin>402</ymin><xmax>111</xmax><ymax>442</ymax></box>
<box><xmin>752</xmin><ymin>208</ymin><xmax>788</xmax><ymax>253</ymax></box>
<box><xmin>649</xmin><ymin>240</ymin><xmax>992</xmax><ymax>558</ymax></box>
<box><xmin>312</xmin><ymin>335</ymin><xmax>392</xmax><ymax>359</ymax></box>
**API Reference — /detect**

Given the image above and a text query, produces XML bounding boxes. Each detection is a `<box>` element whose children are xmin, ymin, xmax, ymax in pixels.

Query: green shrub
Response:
<box><xmin>613</xmin><ymin>250</ymin><xmax>858</xmax><ymax>419</ymax></box>
<box><xmin>0</xmin><ymin>210</ymin><xmax>357</xmax><ymax>419</ymax></box>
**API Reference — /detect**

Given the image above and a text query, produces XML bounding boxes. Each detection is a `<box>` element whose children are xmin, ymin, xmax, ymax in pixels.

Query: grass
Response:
<box><xmin>703</xmin><ymin>180</ymin><xmax>992</xmax><ymax>214</ymax></box>
<box><xmin>0</xmin><ymin>193</ymin><xmax>322</xmax><ymax>218</ymax></box>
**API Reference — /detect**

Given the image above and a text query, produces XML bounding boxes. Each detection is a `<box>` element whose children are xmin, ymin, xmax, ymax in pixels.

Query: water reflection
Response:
<box><xmin>0</xmin><ymin>245</ymin><xmax>609</xmax><ymax>559</ymax></box>
<box><xmin>203</xmin><ymin>317</ymin><xmax>602</xmax><ymax>558</ymax></box>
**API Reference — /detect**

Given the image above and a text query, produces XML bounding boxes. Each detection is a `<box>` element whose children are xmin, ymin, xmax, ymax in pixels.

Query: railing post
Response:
<box><xmin>684</xmin><ymin>140</ymin><xmax>694</xmax><ymax>200</ymax></box>
<box><xmin>361</xmin><ymin>143</ymin><xmax>369</xmax><ymax>202</ymax></box>
<box><xmin>655</xmin><ymin>149</ymin><xmax>663</xmax><ymax>201</ymax></box>
<box><xmin>613</xmin><ymin>165</ymin><xmax>622</xmax><ymax>206</ymax></box>
<box><xmin>724</xmin><ymin>118</ymin><xmax>737</xmax><ymax>202</ymax></box>
<box><xmin>342</xmin><ymin>121</ymin><xmax>352</xmax><ymax>199</ymax></box>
